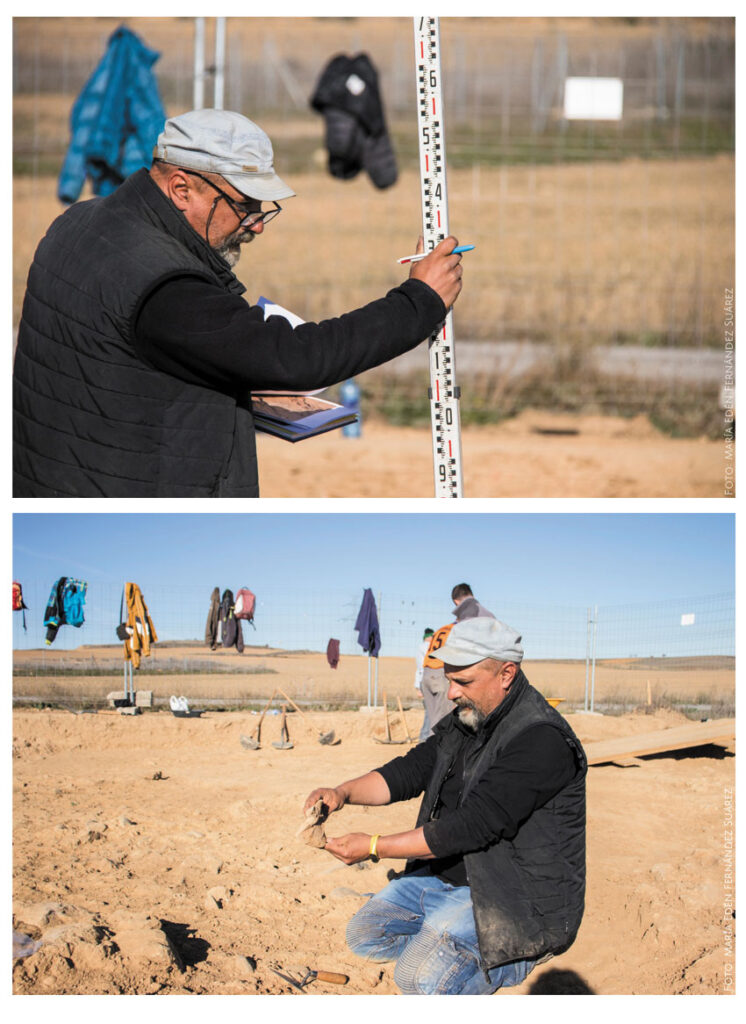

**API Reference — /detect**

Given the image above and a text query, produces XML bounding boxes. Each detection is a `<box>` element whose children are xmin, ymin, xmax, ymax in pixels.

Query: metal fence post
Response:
<box><xmin>193</xmin><ymin>17</ymin><xmax>205</xmax><ymax>111</ymax></box>
<box><xmin>584</xmin><ymin>606</ymin><xmax>591</xmax><ymax>711</ymax></box>
<box><xmin>374</xmin><ymin>591</ymin><xmax>382</xmax><ymax>708</ymax></box>
<box><xmin>590</xmin><ymin>605</ymin><xmax>599</xmax><ymax>713</ymax></box>
<box><xmin>214</xmin><ymin>17</ymin><xmax>226</xmax><ymax>110</ymax></box>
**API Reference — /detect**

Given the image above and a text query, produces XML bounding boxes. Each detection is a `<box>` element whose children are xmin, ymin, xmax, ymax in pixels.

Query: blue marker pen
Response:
<box><xmin>397</xmin><ymin>244</ymin><xmax>475</xmax><ymax>265</ymax></box>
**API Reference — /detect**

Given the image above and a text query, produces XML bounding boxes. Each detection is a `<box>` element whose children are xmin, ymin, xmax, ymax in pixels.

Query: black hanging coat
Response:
<box><xmin>43</xmin><ymin>577</ymin><xmax>67</xmax><ymax>646</ymax></box>
<box><xmin>218</xmin><ymin>589</ymin><xmax>244</xmax><ymax>653</ymax></box>
<box><xmin>310</xmin><ymin>53</ymin><xmax>397</xmax><ymax>189</ymax></box>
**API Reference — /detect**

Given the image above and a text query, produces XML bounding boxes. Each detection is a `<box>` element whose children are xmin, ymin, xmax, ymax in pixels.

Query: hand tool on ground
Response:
<box><xmin>276</xmin><ymin>686</ymin><xmax>340</xmax><ymax>745</ymax></box>
<box><xmin>272</xmin><ymin>703</ymin><xmax>294</xmax><ymax>749</ymax></box>
<box><xmin>298</xmin><ymin>968</ymin><xmax>349</xmax><ymax>988</ymax></box>
<box><xmin>270</xmin><ymin>965</ymin><xmax>348</xmax><ymax>991</ymax></box>
<box><xmin>397</xmin><ymin>695</ymin><xmax>415</xmax><ymax>743</ymax></box>
<box><xmin>318</xmin><ymin>729</ymin><xmax>339</xmax><ymax>745</ymax></box>
<box><xmin>275</xmin><ymin>687</ymin><xmax>307</xmax><ymax>719</ymax></box>
<box><xmin>240</xmin><ymin>688</ymin><xmax>278</xmax><ymax>750</ymax></box>
<box><xmin>373</xmin><ymin>692</ymin><xmax>408</xmax><ymax>744</ymax></box>
<box><xmin>269</xmin><ymin>966</ymin><xmax>307</xmax><ymax>993</ymax></box>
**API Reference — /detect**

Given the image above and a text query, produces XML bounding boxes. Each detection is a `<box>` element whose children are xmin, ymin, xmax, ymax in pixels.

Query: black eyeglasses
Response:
<box><xmin>180</xmin><ymin>169</ymin><xmax>282</xmax><ymax>227</ymax></box>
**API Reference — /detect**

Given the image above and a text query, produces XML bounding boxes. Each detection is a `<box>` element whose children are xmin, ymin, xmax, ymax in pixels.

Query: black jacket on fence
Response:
<box><xmin>13</xmin><ymin>167</ymin><xmax>444</xmax><ymax>497</ymax></box>
<box><xmin>377</xmin><ymin>671</ymin><xmax>587</xmax><ymax>971</ymax></box>
<box><xmin>43</xmin><ymin>577</ymin><xmax>67</xmax><ymax>646</ymax></box>
<box><xmin>218</xmin><ymin>589</ymin><xmax>244</xmax><ymax>653</ymax></box>
<box><xmin>310</xmin><ymin>53</ymin><xmax>398</xmax><ymax>189</ymax></box>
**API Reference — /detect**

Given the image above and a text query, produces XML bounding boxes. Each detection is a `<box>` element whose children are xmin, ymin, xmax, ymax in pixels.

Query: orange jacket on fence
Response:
<box><xmin>123</xmin><ymin>581</ymin><xmax>158</xmax><ymax>669</ymax></box>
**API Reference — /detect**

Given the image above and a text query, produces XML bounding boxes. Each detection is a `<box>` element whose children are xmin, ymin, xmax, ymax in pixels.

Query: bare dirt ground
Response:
<box><xmin>12</xmin><ymin>703</ymin><xmax>734</xmax><ymax>996</ymax></box>
<box><xmin>256</xmin><ymin>411</ymin><xmax>725</xmax><ymax>498</ymax></box>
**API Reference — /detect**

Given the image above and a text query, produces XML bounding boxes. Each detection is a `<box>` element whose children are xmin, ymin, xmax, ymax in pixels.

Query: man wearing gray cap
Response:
<box><xmin>304</xmin><ymin>616</ymin><xmax>587</xmax><ymax>995</ymax></box>
<box><xmin>14</xmin><ymin>109</ymin><xmax>463</xmax><ymax>497</ymax></box>
<box><xmin>419</xmin><ymin>583</ymin><xmax>496</xmax><ymax>740</ymax></box>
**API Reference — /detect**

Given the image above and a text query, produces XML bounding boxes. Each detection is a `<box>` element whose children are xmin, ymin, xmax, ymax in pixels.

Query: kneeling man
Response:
<box><xmin>304</xmin><ymin>617</ymin><xmax>587</xmax><ymax>995</ymax></box>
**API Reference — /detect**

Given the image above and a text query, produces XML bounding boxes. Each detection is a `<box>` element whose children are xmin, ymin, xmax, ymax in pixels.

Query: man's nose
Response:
<box><xmin>446</xmin><ymin>679</ymin><xmax>461</xmax><ymax>701</ymax></box>
<box><xmin>248</xmin><ymin>219</ymin><xmax>264</xmax><ymax>234</ymax></box>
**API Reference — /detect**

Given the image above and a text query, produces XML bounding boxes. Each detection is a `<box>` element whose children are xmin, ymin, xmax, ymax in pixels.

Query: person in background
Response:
<box><xmin>413</xmin><ymin>627</ymin><xmax>434</xmax><ymax>741</ymax></box>
<box><xmin>451</xmin><ymin>582</ymin><xmax>495</xmax><ymax>622</ymax></box>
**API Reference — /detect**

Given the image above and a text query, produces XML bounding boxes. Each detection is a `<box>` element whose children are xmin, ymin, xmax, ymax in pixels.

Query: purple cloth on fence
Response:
<box><xmin>354</xmin><ymin>588</ymin><xmax>381</xmax><ymax>657</ymax></box>
<box><xmin>326</xmin><ymin>638</ymin><xmax>340</xmax><ymax>669</ymax></box>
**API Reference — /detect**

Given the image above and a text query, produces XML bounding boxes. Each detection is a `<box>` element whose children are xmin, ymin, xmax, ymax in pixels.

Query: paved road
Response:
<box><xmin>384</xmin><ymin>340</ymin><xmax>724</xmax><ymax>384</ymax></box>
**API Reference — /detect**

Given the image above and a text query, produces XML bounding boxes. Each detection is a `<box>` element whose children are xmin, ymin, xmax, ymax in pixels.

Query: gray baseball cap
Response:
<box><xmin>154</xmin><ymin>109</ymin><xmax>295</xmax><ymax>202</ymax></box>
<box><xmin>436</xmin><ymin>617</ymin><xmax>524</xmax><ymax>666</ymax></box>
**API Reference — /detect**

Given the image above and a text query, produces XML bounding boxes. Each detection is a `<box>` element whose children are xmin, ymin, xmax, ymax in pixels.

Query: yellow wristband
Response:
<box><xmin>369</xmin><ymin>834</ymin><xmax>381</xmax><ymax>862</ymax></box>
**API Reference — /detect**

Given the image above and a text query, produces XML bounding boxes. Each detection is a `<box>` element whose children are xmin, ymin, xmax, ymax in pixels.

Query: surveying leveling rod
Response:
<box><xmin>414</xmin><ymin>16</ymin><xmax>464</xmax><ymax>498</ymax></box>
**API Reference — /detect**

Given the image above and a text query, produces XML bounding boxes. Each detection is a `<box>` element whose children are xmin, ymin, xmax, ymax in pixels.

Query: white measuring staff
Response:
<box><xmin>413</xmin><ymin>15</ymin><xmax>464</xmax><ymax>498</ymax></box>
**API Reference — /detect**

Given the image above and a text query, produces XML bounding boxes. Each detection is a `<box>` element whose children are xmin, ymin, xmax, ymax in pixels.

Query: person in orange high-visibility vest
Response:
<box><xmin>413</xmin><ymin>627</ymin><xmax>434</xmax><ymax>741</ymax></box>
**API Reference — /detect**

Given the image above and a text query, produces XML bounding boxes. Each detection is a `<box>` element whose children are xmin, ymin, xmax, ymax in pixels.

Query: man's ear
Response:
<box><xmin>502</xmin><ymin>662</ymin><xmax>518</xmax><ymax>689</ymax></box>
<box><xmin>164</xmin><ymin>169</ymin><xmax>193</xmax><ymax>212</ymax></box>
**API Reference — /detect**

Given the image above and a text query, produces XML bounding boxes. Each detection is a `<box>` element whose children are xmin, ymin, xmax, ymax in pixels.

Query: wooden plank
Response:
<box><xmin>584</xmin><ymin>718</ymin><xmax>735</xmax><ymax>766</ymax></box>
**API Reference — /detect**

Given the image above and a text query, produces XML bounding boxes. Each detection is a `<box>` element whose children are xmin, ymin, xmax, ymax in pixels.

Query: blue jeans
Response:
<box><xmin>346</xmin><ymin>870</ymin><xmax>538</xmax><ymax>994</ymax></box>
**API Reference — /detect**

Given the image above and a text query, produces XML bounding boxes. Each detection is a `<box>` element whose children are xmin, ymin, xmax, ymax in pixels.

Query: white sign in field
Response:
<box><xmin>564</xmin><ymin>77</ymin><xmax>624</xmax><ymax>121</ymax></box>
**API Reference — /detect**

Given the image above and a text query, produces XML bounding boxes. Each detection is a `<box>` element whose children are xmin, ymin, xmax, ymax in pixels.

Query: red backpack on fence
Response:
<box><xmin>13</xmin><ymin>581</ymin><xmax>28</xmax><ymax>631</ymax></box>
<box><xmin>234</xmin><ymin>587</ymin><xmax>256</xmax><ymax>627</ymax></box>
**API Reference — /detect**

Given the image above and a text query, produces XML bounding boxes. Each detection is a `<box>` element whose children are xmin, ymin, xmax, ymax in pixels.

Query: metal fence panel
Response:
<box><xmin>12</xmin><ymin>17</ymin><xmax>735</xmax><ymax>435</ymax></box>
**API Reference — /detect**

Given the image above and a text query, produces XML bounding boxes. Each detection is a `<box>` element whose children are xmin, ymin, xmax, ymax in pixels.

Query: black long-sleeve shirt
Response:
<box><xmin>134</xmin><ymin>275</ymin><xmax>446</xmax><ymax>396</ymax></box>
<box><xmin>377</xmin><ymin>721</ymin><xmax>576</xmax><ymax>886</ymax></box>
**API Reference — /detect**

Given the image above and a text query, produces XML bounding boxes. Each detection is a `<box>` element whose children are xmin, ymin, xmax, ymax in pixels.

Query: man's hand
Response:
<box><xmin>303</xmin><ymin>787</ymin><xmax>346</xmax><ymax>817</ymax></box>
<box><xmin>409</xmin><ymin>235</ymin><xmax>464</xmax><ymax>310</ymax></box>
<box><xmin>324</xmin><ymin>833</ymin><xmax>372</xmax><ymax>865</ymax></box>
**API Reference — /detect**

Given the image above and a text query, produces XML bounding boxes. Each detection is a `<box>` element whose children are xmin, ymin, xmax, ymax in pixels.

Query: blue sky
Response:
<box><xmin>12</xmin><ymin>513</ymin><xmax>734</xmax><ymax>660</ymax></box>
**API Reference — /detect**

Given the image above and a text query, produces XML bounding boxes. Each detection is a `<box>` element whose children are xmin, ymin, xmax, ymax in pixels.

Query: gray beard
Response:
<box><xmin>455</xmin><ymin>699</ymin><xmax>485</xmax><ymax>732</ymax></box>
<box><xmin>215</xmin><ymin>228</ymin><xmax>254</xmax><ymax>267</ymax></box>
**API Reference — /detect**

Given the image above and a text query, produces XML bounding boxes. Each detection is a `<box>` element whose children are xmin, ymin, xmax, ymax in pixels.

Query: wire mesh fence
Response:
<box><xmin>12</xmin><ymin>582</ymin><xmax>734</xmax><ymax>714</ymax></box>
<box><xmin>12</xmin><ymin>16</ymin><xmax>735</xmax><ymax>436</ymax></box>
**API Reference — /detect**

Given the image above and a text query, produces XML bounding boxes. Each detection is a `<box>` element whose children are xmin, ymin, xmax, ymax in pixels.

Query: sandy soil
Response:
<box><xmin>12</xmin><ymin>705</ymin><xmax>734</xmax><ymax>996</ymax></box>
<box><xmin>257</xmin><ymin>412</ymin><xmax>727</xmax><ymax>498</ymax></box>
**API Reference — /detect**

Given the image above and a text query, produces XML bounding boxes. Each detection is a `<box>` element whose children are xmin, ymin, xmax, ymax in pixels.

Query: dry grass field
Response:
<box><xmin>13</xmin><ymin>158</ymin><xmax>735</xmax><ymax>346</ymax></box>
<box><xmin>13</xmin><ymin>642</ymin><xmax>735</xmax><ymax>714</ymax></box>
<box><xmin>14</xmin><ymin>15</ymin><xmax>734</xmax><ymax>343</ymax></box>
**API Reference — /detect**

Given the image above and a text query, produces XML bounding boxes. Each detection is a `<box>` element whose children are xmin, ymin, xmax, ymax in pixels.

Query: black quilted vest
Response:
<box><xmin>13</xmin><ymin>169</ymin><xmax>258</xmax><ymax>497</ymax></box>
<box><xmin>414</xmin><ymin>671</ymin><xmax>587</xmax><ymax>970</ymax></box>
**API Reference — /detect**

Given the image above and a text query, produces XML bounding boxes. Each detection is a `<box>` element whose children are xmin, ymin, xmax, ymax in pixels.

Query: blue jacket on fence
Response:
<box><xmin>57</xmin><ymin>25</ymin><xmax>166</xmax><ymax>204</ymax></box>
<box><xmin>43</xmin><ymin>577</ymin><xmax>88</xmax><ymax>645</ymax></box>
